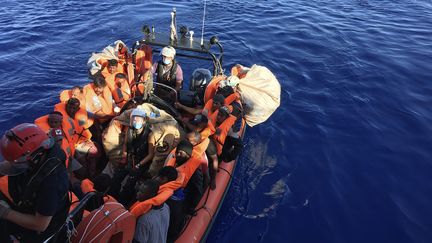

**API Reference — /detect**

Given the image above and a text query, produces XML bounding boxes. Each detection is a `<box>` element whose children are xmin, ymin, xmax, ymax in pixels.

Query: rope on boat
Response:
<box><xmin>88</xmin><ymin>210</ymin><xmax>130</xmax><ymax>243</ymax></box>
<box><xmin>66</xmin><ymin>216</ymin><xmax>78</xmax><ymax>242</ymax></box>
<box><xmin>218</xmin><ymin>167</ymin><xmax>232</xmax><ymax>178</ymax></box>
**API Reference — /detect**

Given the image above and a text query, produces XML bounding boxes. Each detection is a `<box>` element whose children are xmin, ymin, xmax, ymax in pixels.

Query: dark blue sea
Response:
<box><xmin>1</xmin><ymin>0</ymin><xmax>432</xmax><ymax>242</ymax></box>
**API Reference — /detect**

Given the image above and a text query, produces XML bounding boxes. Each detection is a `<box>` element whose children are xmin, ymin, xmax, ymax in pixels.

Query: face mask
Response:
<box><xmin>163</xmin><ymin>59</ymin><xmax>171</xmax><ymax>65</ymax></box>
<box><xmin>133</xmin><ymin>121</ymin><xmax>144</xmax><ymax>130</ymax></box>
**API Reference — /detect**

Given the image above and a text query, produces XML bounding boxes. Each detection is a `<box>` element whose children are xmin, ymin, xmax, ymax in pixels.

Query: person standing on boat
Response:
<box><xmin>152</xmin><ymin>46</ymin><xmax>183</xmax><ymax>92</ymax></box>
<box><xmin>0</xmin><ymin>123</ymin><xmax>69</xmax><ymax>243</ymax></box>
<box><xmin>133</xmin><ymin>179</ymin><xmax>170</xmax><ymax>243</ymax></box>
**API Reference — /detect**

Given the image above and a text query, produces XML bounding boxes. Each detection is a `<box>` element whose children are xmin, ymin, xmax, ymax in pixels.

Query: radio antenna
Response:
<box><xmin>200</xmin><ymin>0</ymin><xmax>207</xmax><ymax>46</ymax></box>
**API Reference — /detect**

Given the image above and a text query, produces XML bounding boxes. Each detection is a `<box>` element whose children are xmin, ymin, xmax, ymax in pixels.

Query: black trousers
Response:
<box><xmin>184</xmin><ymin>169</ymin><xmax>204</xmax><ymax>214</ymax></box>
<box><xmin>220</xmin><ymin>136</ymin><xmax>243</xmax><ymax>162</ymax></box>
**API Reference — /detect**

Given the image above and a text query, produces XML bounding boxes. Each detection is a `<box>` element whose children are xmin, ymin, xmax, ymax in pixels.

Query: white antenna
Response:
<box><xmin>200</xmin><ymin>0</ymin><xmax>207</xmax><ymax>46</ymax></box>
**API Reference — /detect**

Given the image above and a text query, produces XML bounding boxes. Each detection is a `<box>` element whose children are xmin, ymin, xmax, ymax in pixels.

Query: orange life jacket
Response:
<box><xmin>165</xmin><ymin>148</ymin><xmax>205</xmax><ymax>188</ymax></box>
<box><xmin>54</xmin><ymin>103</ymin><xmax>93</xmax><ymax>143</ymax></box>
<box><xmin>134</xmin><ymin>44</ymin><xmax>153</xmax><ymax>76</ymax></box>
<box><xmin>106</xmin><ymin>75</ymin><xmax>131</xmax><ymax>108</ymax></box>
<box><xmin>34</xmin><ymin>115</ymin><xmax>74</xmax><ymax>167</ymax></box>
<box><xmin>192</xmin><ymin>138</ymin><xmax>210</xmax><ymax>159</ymax></box>
<box><xmin>83</xmin><ymin>83</ymin><xmax>113</xmax><ymax>120</ymax></box>
<box><xmin>202</xmin><ymin>99</ymin><xmax>221</xmax><ymax>120</ymax></box>
<box><xmin>225</xmin><ymin>92</ymin><xmax>241</xmax><ymax>106</ymax></box>
<box><xmin>101</xmin><ymin>62</ymin><xmax>125</xmax><ymax>78</ymax></box>
<box><xmin>129</xmin><ymin>188</ymin><xmax>172</xmax><ymax>218</ymax></box>
<box><xmin>204</xmin><ymin>75</ymin><xmax>226</xmax><ymax>104</ymax></box>
<box><xmin>72</xmin><ymin>202</ymin><xmax>135</xmax><ymax>243</ymax></box>
<box><xmin>212</xmin><ymin>114</ymin><xmax>237</xmax><ymax>155</ymax></box>
<box><xmin>128</xmin><ymin>169</ymin><xmax>186</xmax><ymax>218</ymax></box>
<box><xmin>0</xmin><ymin>176</ymin><xmax>12</xmax><ymax>202</ymax></box>
<box><xmin>59</xmin><ymin>89</ymin><xmax>86</xmax><ymax>109</ymax></box>
<box><xmin>199</xmin><ymin>121</ymin><xmax>216</xmax><ymax>140</ymax></box>
<box><xmin>80</xmin><ymin>179</ymin><xmax>117</xmax><ymax>203</ymax></box>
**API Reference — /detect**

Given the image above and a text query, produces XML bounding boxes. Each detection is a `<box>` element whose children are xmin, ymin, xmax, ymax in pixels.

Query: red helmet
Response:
<box><xmin>0</xmin><ymin>123</ymin><xmax>54</xmax><ymax>175</ymax></box>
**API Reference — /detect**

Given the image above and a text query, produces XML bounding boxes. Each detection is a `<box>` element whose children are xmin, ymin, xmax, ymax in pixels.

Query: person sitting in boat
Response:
<box><xmin>106</xmin><ymin>73</ymin><xmax>131</xmax><ymax>110</ymax></box>
<box><xmin>106</xmin><ymin>108</ymin><xmax>152</xmax><ymax>202</ymax></box>
<box><xmin>211</xmin><ymin>106</ymin><xmax>237</xmax><ymax>159</ymax></box>
<box><xmin>128</xmin><ymin>166</ymin><xmax>179</xmax><ymax>219</ymax></box>
<box><xmin>164</xmin><ymin>140</ymin><xmax>205</xmax><ymax>241</ymax></box>
<box><xmin>101</xmin><ymin>59</ymin><xmax>120</xmax><ymax>78</ymax></box>
<box><xmin>59</xmin><ymin>85</ymin><xmax>86</xmax><ymax>108</ymax></box>
<box><xmin>203</xmin><ymin>64</ymin><xmax>248</xmax><ymax>103</ymax></box>
<box><xmin>54</xmin><ymin>98</ymin><xmax>101</xmax><ymax>178</ymax></box>
<box><xmin>34</xmin><ymin>112</ymin><xmax>72</xmax><ymax>167</ymax></box>
<box><xmin>174</xmin><ymin>92</ymin><xmax>225</xmax><ymax>119</ymax></box>
<box><xmin>133</xmin><ymin>179</ymin><xmax>170</xmax><ymax>243</ymax></box>
<box><xmin>187</xmin><ymin>115</ymin><xmax>218</xmax><ymax>177</ymax></box>
<box><xmin>214</xmin><ymin>80</ymin><xmax>245</xmax><ymax>163</ymax></box>
<box><xmin>0</xmin><ymin>124</ymin><xmax>69</xmax><ymax>243</ymax></box>
<box><xmin>129</xmin><ymin>108</ymin><xmax>154</xmax><ymax>173</ymax></box>
<box><xmin>83</xmin><ymin>75</ymin><xmax>114</xmax><ymax>123</ymax></box>
<box><xmin>79</xmin><ymin>173</ymin><xmax>117</xmax><ymax>211</ymax></box>
<box><xmin>186</xmin><ymin>130</ymin><xmax>215</xmax><ymax>190</ymax></box>
<box><xmin>152</xmin><ymin>46</ymin><xmax>183</xmax><ymax>92</ymax></box>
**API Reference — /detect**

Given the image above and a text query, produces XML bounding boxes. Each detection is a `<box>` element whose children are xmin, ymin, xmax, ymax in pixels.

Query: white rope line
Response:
<box><xmin>78</xmin><ymin>205</ymin><xmax>105</xmax><ymax>243</ymax></box>
<box><xmin>88</xmin><ymin>210</ymin><xmax>130</xmax><ymax>243</ymax></box>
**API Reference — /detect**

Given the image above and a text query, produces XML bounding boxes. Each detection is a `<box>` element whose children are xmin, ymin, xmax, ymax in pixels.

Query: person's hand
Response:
<box><xmin>174</xmin><ymin>102</ymin><xmax>181</xmax><ymax>109</ymax></box>
<box><xmin>0</xmin><ymin>200</ymin><xmax>11</xmax><ymax>219</ymax></box>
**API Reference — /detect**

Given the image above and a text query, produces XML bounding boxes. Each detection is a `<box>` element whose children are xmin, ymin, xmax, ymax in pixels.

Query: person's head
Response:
<box><xmin>217</xmin><ymin>85</ymin><xmax>234</xmax><ymax>98</ymax></box>
<box><xmin>66</xmin><ymin>98</ymin><xmax>81</xmax><ymax>119</ymax></box>
<box><xmin>212</xmin><ymin>94</ymin><xmax>225</xmax><ymax>111</ymax></box>
<box><xmin>71</xmin><ymin>86</ymin><xmax>84</xmax><ymax>100</ymax></box>
<box><xmin>93</xmin><ymin>173</ymin><xmax>112</xmax><ymax>194</ymax></box>
<box><xmin>130</xmin><ymin>108</ymin><xmax>147</xmax><ymax>130</ymax></box>
<box><xmin>114</xmin><ymin>73</ymin><xmax>127</xmax><ymax>87</ymax></box>
<box><xmin>217</xmin><ymin>106</ymin><xmax>231</xmax><ymax>124</ymax></box>
<box><xmin>48</xmin><ymin>111</ymin><xmax>63</xmax><ymax>129</ymax></box>
<box><xmin>190</xmin><ymin>68</ymin><xmax>212</xmax><ymax>91</ymax></box>
<box><xmin>175</xmin><ymin>140</ymin><xmax>193</xmax><ymax>166</ymax></box>
<box><xmin>186</xmin><ymin>131</ymin><xmax>202</xmax><ymax>146</ymax></box>
<box><xmin>117</xmin><ymin>43</ymin><xmax>127</xmax><ymax>59</ymax></box>
<box><xmin>107</xmin><ymin>59</ymin><xmax>118</xmax><ymax>74</ymax></box>
<box><xmin>156</xmin><ymin>166</ymin><xmax>178</xmax><ymax>184</ymax></box>
<box><xmin>160</xmin><ymin>46</ymin><xmax>176</xmax><ymax>66</ymax></box>
<box><xmin>0</xmin><ymin>123</ymin><xmax>54</xmax><ymax>176</ymax></box>
<box><xmin>93</xmin><ymin>76</ymin><xmax>107</xmax><ymax>96</ymax></box>
<box><xmin>135</xmin><ymin>179</ymin><xmax>160</xmax><ymax>202</ymax></box>
<box><xmin>190</xmin><ymin>114</ymin><xmax>208</xmax><ymax>131</ymax></box>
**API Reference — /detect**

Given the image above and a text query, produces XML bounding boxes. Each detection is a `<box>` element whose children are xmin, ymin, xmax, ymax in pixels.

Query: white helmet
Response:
<box><xmin>130</xmin><ymin>108</ymin><xmax>147</xmax><ymax>119</ymax></box>
<box><xmin>160</xmin><ymin>46</ymin><xmax>176</xmax><ymax>58</ymax></box>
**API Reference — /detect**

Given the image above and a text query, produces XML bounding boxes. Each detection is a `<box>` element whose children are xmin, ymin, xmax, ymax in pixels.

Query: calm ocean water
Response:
<box><xmin>1</xmin><ymin>0</ymin><xmax>432</xmax><ymax>242</ymax></box>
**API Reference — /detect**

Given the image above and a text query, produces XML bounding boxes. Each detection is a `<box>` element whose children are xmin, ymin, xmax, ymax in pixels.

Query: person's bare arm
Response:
<box><xmin>175</xmin><ymin>102</ymin><xmax>202</xmax><ymax>115</ymax></box>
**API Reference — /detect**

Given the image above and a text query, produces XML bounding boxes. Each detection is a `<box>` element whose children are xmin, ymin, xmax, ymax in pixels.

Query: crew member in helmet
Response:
<box><xmin>152</xmin><ymin>46</ymin><xmax>183</xmax><ymax>91</ymax></box>
<box><xmin>0</xmin><ymin>123</ymin><xmax>69</xmax><ymax>243</ymax></box>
